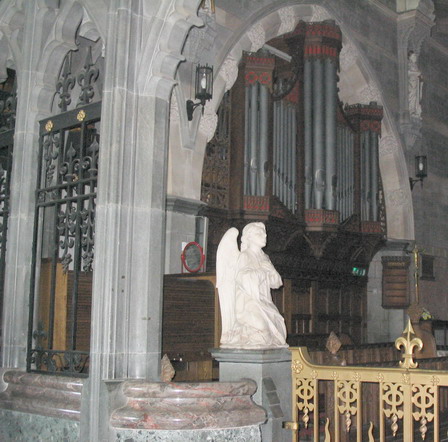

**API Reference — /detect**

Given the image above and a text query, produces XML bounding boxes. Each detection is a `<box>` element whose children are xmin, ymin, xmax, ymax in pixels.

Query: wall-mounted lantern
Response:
<box><xmin>186</xmin><ymin>64</ymin><xmax>213</xmax><ymax>121</ymax></box>
<box><xmin>409</xmin><ymin>155</ymin><xmax>427</xmax><ymax>190</ymax></box>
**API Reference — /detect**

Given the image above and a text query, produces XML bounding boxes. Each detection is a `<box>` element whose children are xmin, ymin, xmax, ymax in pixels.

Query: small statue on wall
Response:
<box><xmin>216</xmin><ymin>222</ymin><xmax>288</xmax><ymax>349</ymax></box>
<box><xmin>408</xmin><ymin>51</ymin><xmax>423</xmax><ymax>118</ymax></box>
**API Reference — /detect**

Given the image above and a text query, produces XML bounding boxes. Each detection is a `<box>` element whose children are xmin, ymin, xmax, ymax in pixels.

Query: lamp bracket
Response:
<box><xmin>409</xmin><ymin>177</ymin><xmax>423</xmax><ymax>191</ymax></box>
<box><xmin>186</xmin><ymin>99</ymin><xmax>204</xmax><ymax>121</ymax></box>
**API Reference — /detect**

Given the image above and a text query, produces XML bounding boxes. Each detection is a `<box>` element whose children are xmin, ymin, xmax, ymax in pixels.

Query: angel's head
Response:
<box><xmin>241</xmin><ymin>222</ymin><xmax>267</xmax><ymax>251</ymax></box>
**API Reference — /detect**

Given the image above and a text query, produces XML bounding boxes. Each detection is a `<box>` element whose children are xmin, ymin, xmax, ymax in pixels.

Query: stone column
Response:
<box><xmin>1</xmin><ymin>1</ymin><xmax>44</xmax><ymax>370</ymax></box>
<box><xmin>85</xmin><ymin>1</ymin><xmax>201</xmax><ymax>440</ymax></box>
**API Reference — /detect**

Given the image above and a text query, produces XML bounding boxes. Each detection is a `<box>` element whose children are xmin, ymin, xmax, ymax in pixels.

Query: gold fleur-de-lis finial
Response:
<box><xmin>395</xmin><ymin>319</ymin><xmax>423</xmax><ymax>369</ymax></box>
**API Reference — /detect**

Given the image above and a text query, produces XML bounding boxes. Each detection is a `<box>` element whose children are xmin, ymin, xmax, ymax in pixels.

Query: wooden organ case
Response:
<box><xmin>200</xmin><ymin>20</ymin><xmax>386</xmax><ymax>345</ymax></box>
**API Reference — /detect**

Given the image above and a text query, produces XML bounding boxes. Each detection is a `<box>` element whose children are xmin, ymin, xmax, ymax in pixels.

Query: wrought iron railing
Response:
<box><xmin>285</xmin><ymin>320</ymin><xmax>448</xmax><ymax>441</ymax></box>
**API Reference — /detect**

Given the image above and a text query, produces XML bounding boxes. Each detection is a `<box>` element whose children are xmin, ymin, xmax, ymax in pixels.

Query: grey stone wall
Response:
<box><xmin>0</xmin><ymin>410</ymin><xmax>80</xmax><ymax>442</ymax></box>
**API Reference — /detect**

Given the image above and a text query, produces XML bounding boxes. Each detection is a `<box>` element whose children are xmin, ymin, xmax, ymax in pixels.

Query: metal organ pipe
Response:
<box><xmin>288</xmin><ymin>106</ymin><xmax>294</xmax><ymax>210</ymax></box>
<box><xmin>291</xmin><ymin>106</ymin><xmax>297</xmax><ymax>213</ymax></box>
<box><xmin>272</xmin><ymin>101</ymin><xmax>278</xmax><ymax>196</ymax></box>
<box><xmin>284</xmin><ymin>102</ymin><xmax>289</xmax><ymax>206</ymax></box>
<box><xmin>304</xmin><ymin>59</ymin><xmax>313</xmax><ymax>209</ymax></box>
<box><xmin>313</xmin><ymin>57</ymin><xmax>325</xmax><ymax>210</ymax></box>
<box><xmin>370</xmin><ymin>130</ymin><xmax>379</xmax><ymax>221</ymax></box>
<box><xmin>259</xmin><ymin>84</ymin><xmax>269</xmax><ymax>196</ymax></box>
<box><xmin>335</xmin><ymin>125</ymin><xmax>355</xmax><ymax>222</ymax></box>
<box><xmin>337</xmin><ymin>126</ymin><xmax>344</xmax><ymax>218</ymax></box>
<box><xmin>344</xmin><ymin>128</ymin><xmax>348</xmax><ymax>219</ymax></box>
<box><xmin>336</xmin><ymin>126</ymin><xmax>342</xmax><ymax>216</ymax></box>
<box><xmin>349</xmin><ymin>130</ymin><xmax>354</xmax><ymax>218</ymax></box>
<box><xmin>244</xmin><ymin>85</ymin><xmax>250</xmax><ymax>195</ymax></box>
<box><xmin>279</xmin><ymin>101</ymin><xmax>285</xmax><ymax>201</ymax></box>
<box><xmin>250</xmin><ymin>82</ymin><xmax>259</xmax><ymax>195</ymax></box>
<box><xmin>286</xmin><ymin>105</ymin><xmax>294</xmax><ymax>210</ymax></box>
<box><xmin>325</xmin><ymin>57</ymin><xmax>337</xmax><ymax>210</ymax></box>
<box><xmin>282</xmin><ymin>102</ymin><xmax>288</xmax><ymax>205</ymax></box>
<box><xmin>362</xmin><ymin>131</ymin><xmax>371</xmax><ymax>221</ymax></box>
<box><xmin>272</xmin><ymin>97</ymin><xmax>297</xmax><ymax>212</ymax></box>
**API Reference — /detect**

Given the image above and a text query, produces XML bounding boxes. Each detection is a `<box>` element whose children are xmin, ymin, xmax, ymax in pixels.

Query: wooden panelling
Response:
<box><xmin>162</xmin><ymin>274</ymin><xmax>216</xmax><ymax>364</ymax></box>
<box><xmin>67</xmin><ymin>271</ymin><xmax>92</xmax><ymax>351</ymax></box>
<box><xmin>382</xmin><ymin>256</ymin><xmax>410</xmax><ymax>308</ymax></box>
<box><xmin>38</xmin><ymin>260</ymin><xmax>68</xmax><ymax>350</ymax></box>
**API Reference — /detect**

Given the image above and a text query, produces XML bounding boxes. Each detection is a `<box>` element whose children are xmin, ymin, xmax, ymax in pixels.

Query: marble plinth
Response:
<box><xmin>211</xmin><ymin>347</ymin><xmax>292</xmax><ymax>442</ymax></box>
<box><xmin>110</xmin><ymin>379</ymin><xmax>266</xmax><ymax>434</ymax></box>
<box><xmin>0</xmin><ymin>370</ymin><xmax>84</xmax><ymax>421</ymax></box>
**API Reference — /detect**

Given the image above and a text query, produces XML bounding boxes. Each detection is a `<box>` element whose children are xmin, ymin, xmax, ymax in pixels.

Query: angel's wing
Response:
<box><xmin>216</xmin><ymin>227</ymin><xmax>240</xmax><ymax>341</ymax></box>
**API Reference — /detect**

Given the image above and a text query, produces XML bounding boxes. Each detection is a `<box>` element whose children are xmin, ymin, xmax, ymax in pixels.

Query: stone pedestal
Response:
<box><xmin>211</xmin><ymin>348</ymin><xmax>292</xmax><ymax>442</ymax></box>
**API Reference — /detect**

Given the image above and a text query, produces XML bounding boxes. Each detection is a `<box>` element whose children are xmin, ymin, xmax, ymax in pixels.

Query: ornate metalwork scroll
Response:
<box><xmin>77</xmin><ymin>46</ymin><xmax>99</xmax><ymax>107</ymax></box>
<box><xmin>56</xmin><ymin>53</ymin><xmax>76</xmax><ymax>112</ymax></box>
<box><xmin>412</xmin><ymin>384</ymin><xmax>435</xmax><ymax>440</ymax></box>
<box><xmin>295</xmin><ymin>377</ymin><xmax>316</xmax><ymax>429</ymax></box>
<box><xmin>336</xmin><ymin>380</ymin><xmax>359</xmax><ymax>433</ymax></box>
<box><xmin>382</xmin><ymin>382</ymin><xmax>404</xmax><ymax>436</ymax></box>
<box><xmin>55</xmin><ymin>39</ymin><xmax>102</xmax><ymax>113</ymax></box>
<box><xmin>287</xmin><ymin>326</ymin><xmax>448</xmax><ymax>441</ymax></box>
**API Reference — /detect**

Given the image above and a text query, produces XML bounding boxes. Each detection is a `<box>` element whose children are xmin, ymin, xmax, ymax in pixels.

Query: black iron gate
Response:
<box><xmin>27</xmin><ymin>101</ymin><xmax>100</xmax><ymax>376</ymax></box>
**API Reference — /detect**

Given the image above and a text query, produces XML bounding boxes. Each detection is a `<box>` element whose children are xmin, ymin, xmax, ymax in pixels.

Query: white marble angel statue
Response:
<box><xmin>216</xmin><ymin>222</ymin><xmax>288</xmax><ymax>349</ymax></box>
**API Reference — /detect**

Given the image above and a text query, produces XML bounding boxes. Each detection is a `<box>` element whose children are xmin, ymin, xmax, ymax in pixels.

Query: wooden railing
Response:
<box><xmin>285</xmin><ymin>320</ymin><xmax>448</xmax><ymax>441</ymax></box>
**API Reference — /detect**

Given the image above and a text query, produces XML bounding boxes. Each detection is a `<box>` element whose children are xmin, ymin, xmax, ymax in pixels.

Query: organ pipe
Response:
<box><xmin>325</xmin><ymin>57</ymin><xmax>337</xmax><ymax>210</ymax></box>
<box><xmin>313</xmin><ymin>58</ymin><xmax>325</xmax><ymax>209</ymax></box>
<box><xmin>249</xmin><ymin>83</ymin><xmax>258</xmax><ymax>195</ymax></box>
<box><xmin>244</xmin><ymin>85</ymin><xmax>250</xmax><ymax>195</ymax></box>
<box><xmin>370</xmin><ymin>130</ymin><xmax>379</xmax><ymax>221</ymax></box>
<box><xmin>259</xmin><ymin>84</ymin><xmax>269</xmax><ymax>196</ymax></box>
<box><xmin>304</xmin><ymin>58</ymin><xmax>313</xmax><ymax>210</ymax></box>
<box><xmin>237</xmin><ymin>24</ymin><xmax>384</xmax><ymax>226</ymax></box>
<box><xmin>291</xmin><ymin>106</ymin><xmax>297</xmax><ymax>213</ymax></box>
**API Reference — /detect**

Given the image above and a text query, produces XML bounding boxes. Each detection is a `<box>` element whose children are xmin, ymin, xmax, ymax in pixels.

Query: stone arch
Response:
<box><xmin>0</xmin><ymin>0</ymin><xmax>25</xmax><ymax>75</ymax></box>
<box><xmin>170</xmin><ymin>1</ymin><xmax>413</xmax><ymax>241</ymax></box>
<box><xmin>36</xmin><ymin>1</ymin><xmax>105</xmax><ymax>117</ymax></box>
